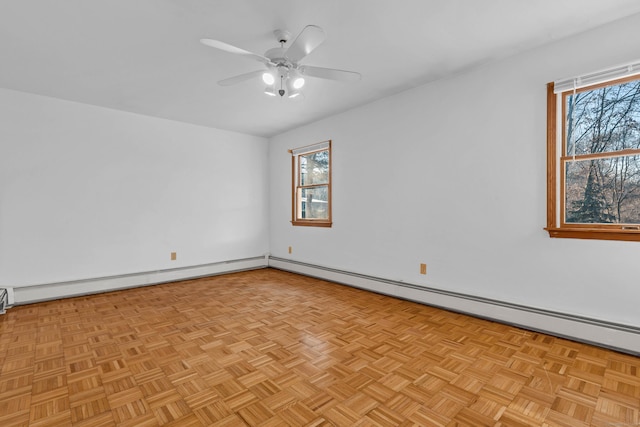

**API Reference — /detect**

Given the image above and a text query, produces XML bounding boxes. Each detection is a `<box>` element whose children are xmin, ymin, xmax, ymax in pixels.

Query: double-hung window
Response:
<box><xmin>547</xmin><ymin>62</ymin><xmax>640</xmax><ymax>241</ymax></box>
<box><xmin>290</xmin><ymin>140</ymin><xmax>332</xmax><ymax>227</ymax></box>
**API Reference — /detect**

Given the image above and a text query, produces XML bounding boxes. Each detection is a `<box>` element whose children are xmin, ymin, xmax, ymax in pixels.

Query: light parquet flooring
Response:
<box><xmin>1</xmin><ymin>268</ymin><xmax>639</xmax><ymax>427</ymax></box>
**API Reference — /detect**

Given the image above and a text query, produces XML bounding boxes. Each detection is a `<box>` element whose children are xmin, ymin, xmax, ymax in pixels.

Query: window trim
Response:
<box><xmin>546</xmin><ymin>79</ymin><xmax>640</xmax><ymax>241</ymax></box>
<box><xmin>290</xmin><ymin>140</ymin><xmax>332</xmax><ymax>227</ymax></box>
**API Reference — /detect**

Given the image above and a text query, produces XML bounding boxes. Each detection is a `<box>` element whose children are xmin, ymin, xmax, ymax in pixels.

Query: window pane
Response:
<box><xmin>300</xmin><ymin>150</ymin><xmax>329</xmax><ymax>185</ymax></box>
<box><xmin>565</xmin><ymin>155</ymin><xmax>640</xmax><ymax>224</ymax></box>
<box><xmin>298</xmin><ymin>186</ymin><xmax>329</xmax><ymax>219</ymax></box>
<box><xmin>566</xmin><ymin>80</ymin><xmax>640</xmax><ymax>156</ymax></box>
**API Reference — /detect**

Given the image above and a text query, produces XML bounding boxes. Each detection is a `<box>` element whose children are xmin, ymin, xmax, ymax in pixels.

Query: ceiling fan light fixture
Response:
<box><xmin>286</xmin><ymin>77</ymin><xmax>302</xmax><ymax>98</ymax></box>
<box><xmin>262</xmin><ymin>71</ymin><xmax>275</xmax><ymax>85</ymax></box>
<box><xmin>264</xmin><ymin>86</ymin><xmax>276</xmax><ymax>96</ymax></box>
<box><xmin>293</xmin><ymin>76</ymin><xmax>305</xmax><ymax>89</ymax></box>
<box><xmin>289</xmin><ymin>69</ymin><xmax>305</xmax><ymax>89</ymax></box>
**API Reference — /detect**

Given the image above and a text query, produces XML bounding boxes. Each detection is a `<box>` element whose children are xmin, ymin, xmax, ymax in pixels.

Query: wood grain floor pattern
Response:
<box><xmin>0</xmin><ymin>268</ymin><xmax>639</xmax><ymax>426</ymax></box>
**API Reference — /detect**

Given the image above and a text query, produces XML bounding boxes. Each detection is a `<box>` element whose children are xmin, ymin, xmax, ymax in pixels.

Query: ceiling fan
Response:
<box><xmin>200</xmin><ymin>25</ymin><xmax>361</xmax><ymax>98</ymax></box>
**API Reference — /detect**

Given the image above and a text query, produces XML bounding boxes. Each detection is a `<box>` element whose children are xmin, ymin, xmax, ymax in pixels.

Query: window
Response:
<box><xmin>547</xmin><ymin>63</ymin><xmax>640</xmax><ymax>241</ymax></box>
<box><xmin>290</xmin><ymin>140</ymin><xmax>332</xmax><ymax>227</ymax></box>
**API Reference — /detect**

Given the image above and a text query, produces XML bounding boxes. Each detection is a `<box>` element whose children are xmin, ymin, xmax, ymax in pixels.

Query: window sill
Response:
<box><xmin>291</xmin><ymin>220</ymin><xmax>332</xmax><ymax>228</ymax></box>
<box><xmin>546</xmin><ymin>227</ymin><xmax>640</xmax><ymax>242</ymax></box>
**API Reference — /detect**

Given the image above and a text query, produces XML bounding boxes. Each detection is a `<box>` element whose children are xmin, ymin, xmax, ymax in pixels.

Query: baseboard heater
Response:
<box><xmin>0</xmin><ymin>288</ymin><xmax>7</xmax><ymax>314</ymax></box>
<box><xmin>268</xmin><ymin>256</ymin><xmax>640</xmax><ymax>356</ymax></box>
<box><xmin>11</xmin><ymin>256</ymin><xmax>268</xmax><ymax>305</ymax></box>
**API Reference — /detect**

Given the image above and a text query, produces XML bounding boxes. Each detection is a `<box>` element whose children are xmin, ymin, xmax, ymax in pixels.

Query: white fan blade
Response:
<box><xmin>285</xmin><ymin>25</ymin><xmax>326</xmax><ymax>63</ymax></box>
<box><xmin>300</xmin><ymin>65</ymin><xmax>361</xmax><ymax>82</ymax></box>
<box><xmin>218</xmin><ymin>70</ymin><xmax>265</xmax><ymax>86</ymax></box>
<box><xmin>200</xmin><ymin>38</ymin><xmax>272</xmax><ymax>65</ymax></box>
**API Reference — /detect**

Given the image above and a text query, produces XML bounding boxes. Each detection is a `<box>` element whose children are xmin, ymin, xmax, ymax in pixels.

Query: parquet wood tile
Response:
<box><xmin>1</xmin><ymin>268</ymin><xmax>639</xmax><ymax>426</ymax></box>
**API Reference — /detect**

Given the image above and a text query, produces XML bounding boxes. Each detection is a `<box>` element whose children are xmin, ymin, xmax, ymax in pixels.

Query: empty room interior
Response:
<box><xmin>2</xmin><ymin>1</ymin><xmax>640</xmax><ymax>426</ymax></box>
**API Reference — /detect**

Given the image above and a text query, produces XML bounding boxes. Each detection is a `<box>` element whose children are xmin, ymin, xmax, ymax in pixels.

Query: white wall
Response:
<box><xmin>269</xmin><ymin>14</ymin><xmax>640</xmax><ymax>329</ymax></box>
<box><xmin>0</xmin><ymin>89</ymin><xmax>269</xmax><ymax>287</ymax></box>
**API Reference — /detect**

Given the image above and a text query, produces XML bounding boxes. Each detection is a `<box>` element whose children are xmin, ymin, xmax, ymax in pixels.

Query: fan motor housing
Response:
<box><xmin>265</xmin><ymin>47</ymin><xmax>289</xmax><ymax>66</ymax></box>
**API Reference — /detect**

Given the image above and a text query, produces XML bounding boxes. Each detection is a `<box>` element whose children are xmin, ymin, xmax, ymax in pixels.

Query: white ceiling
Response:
<box><xmin>2</xmin><ymin>1</ymin><xmax>640</xmax><ymax>138</ymax></box>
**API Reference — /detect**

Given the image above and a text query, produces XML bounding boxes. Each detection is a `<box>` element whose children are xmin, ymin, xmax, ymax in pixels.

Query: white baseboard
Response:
<box><xmin>268</xmin><ymin>257</ymin><xmax>640</xmax><ymax>356</ymax></box>
<box><xmin>12</xmin><ymin>256</ymin><xmax>268</xmax><ymax>305</ymax></box>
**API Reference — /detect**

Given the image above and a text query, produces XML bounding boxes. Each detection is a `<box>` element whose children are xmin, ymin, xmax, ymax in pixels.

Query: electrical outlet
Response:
<box><xmin>288</xmin><ymin>246</ymin><xmax>292</xmax><ymax>254</ymax></box>
<box><xmin>420</xmin><ymin>263</ymin><xmax>427</xmax><ymax>275</ymax></box>
<box><xmin>171</xmin><ymin>252</ymin><xmax>177</xmax><ymax>261</ymax></box>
